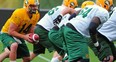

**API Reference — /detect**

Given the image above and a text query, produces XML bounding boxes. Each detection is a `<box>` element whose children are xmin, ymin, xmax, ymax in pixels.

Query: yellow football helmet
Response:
<box><xmin>81</xmin><ymin>1</ymin><xmax>95</xmax><ymax>9</ymax></box>
<box><xmin>96</xmin><ymin>0</ymin><xmax>113</xmax><ymax>11</ymax></box>
<box><xmin>24</xmin><ymin>0</ymin><xmax>40</xmax><ymax>14</ymax></box>
<box><xmin>24</xmin><ymin>0</ymin><xmax>39</xmax><ymax>7</ymax></box>
<box><xmin>63</xmin><ymin>0</ymin><xmax>78</xmax><ymax>8</ymax></box>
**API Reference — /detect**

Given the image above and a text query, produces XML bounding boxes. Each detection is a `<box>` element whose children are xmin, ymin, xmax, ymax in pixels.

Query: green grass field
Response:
<box><xmin>0</xmin><ymin>42</ymin><xmax>101</xmax><ymax>62</ymax></box>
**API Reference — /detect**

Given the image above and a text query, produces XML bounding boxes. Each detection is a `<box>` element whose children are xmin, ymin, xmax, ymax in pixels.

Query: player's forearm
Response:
<box><xmin>61</xmin><ymin>7</ymin><xmax>76</xmax><ymax>16</ymax></box>
<box><xmin>8</xmin><ymin>31</ymin><xmax>25</xmax><ymax>39</ymax></box>
<box><xmin>89</xmin><ymin>22</ymin><xmax>99</xmax><ymax>46</ymax></box>
<box><xmin>29</xmin><ymin>26</ymin><xmax>35</xmax><ymax>33</ymax></box>
<box><xmin>89</xmin><ymin>33</ymin><xmax>99</xmax><ymax>46</ymax></box>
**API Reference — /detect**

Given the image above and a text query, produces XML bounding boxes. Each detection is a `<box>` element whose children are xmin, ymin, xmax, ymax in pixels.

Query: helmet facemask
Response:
<box><xmin>25</xmin><ymin>0</ymin><xmax>40</xmax><ymax>14</ymax></box>
<box><xmin>28</xmin><ymin>4</ymin><xmax>39</xmax><ymax>14</ymax></box>
<box><xmin>104</xmin><ymin>0</ymin><xmax>114</xmax><ymax>12</ymax></box>
<box><xmin>96</xmin><ymin>0</ymin><xmax>113</xmax><ymax>12</ymax></box>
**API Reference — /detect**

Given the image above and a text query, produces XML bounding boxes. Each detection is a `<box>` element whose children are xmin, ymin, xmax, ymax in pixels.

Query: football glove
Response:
<box><xmin>68</xmin><ymin>13</ymin><xmax>76</xmax><ymax>20</ymax></box>
<box><xmin>94</xmin><ymin>41</ymin><xmax>102</xmax><ymax>52</ymax></box>
<box><xmin>96</xmin><ymin>45</ymin><xmax>102</xmax><ymax>52</ymax></box>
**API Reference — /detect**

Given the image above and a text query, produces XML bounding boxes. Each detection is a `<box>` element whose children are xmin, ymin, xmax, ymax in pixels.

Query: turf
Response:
<box><xmin>1</xmin><ymin>42</ymin><xmax>116</xmax><ymax>62</ymax></box>
<box><xmin>0</xmin><ymin>42</ymin><xmax>101</xmax><ymax>62</ymax></box>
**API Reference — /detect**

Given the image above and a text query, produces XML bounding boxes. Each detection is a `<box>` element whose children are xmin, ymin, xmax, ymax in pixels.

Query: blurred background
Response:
<box><xmin>0</xmin><ymin>0</ymin><xmax>116</xmax><ymax>9</ymax></box>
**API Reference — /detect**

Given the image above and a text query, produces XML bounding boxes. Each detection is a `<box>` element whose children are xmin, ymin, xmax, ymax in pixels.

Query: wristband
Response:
<box><xmin>94</xmin><ymin>41</ymin><xmax>99</xmax><ymax>47</ymax></box>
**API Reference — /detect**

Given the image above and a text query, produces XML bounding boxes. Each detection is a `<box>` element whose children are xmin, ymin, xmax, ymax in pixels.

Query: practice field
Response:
<box><xmin>0</xmin><ymin>42</ymin><xmax>100</xmax><ymax>62</ymax></box>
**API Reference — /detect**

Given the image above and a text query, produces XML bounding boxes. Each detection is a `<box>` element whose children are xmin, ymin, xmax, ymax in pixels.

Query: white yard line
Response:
<box><xmin>26</xmin><ymin>42</ymin><xmax>51</xmax><ymax>62</ymax></box>
<box><xmin>114</xmin><ymin>44</ymin><xmax>116</xmax><ymax>46</ymax></box>
<box><xmin>38</xmin><ymin>55</ymin><xmax>51</xmax><ymax>62</ymax></box>
<box><xmin>29</xmin><ymin>50</ymin><xmax>51</xmax><ymax>62</ymax></box>
<box><xmin>0</xmin><ymin>42</ymin><xmax>51</xmax><ymax>62</ymax></box>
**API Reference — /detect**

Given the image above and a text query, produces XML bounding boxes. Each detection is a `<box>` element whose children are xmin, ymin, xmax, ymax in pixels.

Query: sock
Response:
<box><xmin>51</xmin><ymin>57</ymin><xmax>60</xmax><ymax>62</ymax></box>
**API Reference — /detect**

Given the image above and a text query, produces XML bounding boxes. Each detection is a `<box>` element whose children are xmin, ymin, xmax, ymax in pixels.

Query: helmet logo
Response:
<box><xmin>105</xmin><ymin>0</ymin><xmax>110</xmax><ymax>6</ymax></box>
<box><xmin>70</xmin><ymin>2</ymin><xmax>75</xmax><ymax>6</ymax></box>
<box><xmin>25</xmin><ymin>0</ymin><xmax>28</xmax><ymax>5</ymax></box>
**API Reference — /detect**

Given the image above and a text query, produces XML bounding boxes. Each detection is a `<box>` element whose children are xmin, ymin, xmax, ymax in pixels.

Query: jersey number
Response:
<box><xmin>78</xmin><ymin>7</ymin><xmax>92</xmax><ymax>18</ymax></box>
<box><xmin>19</xmin><ymin>23</ymin><xmax>32</xmax><ymax>33</ymax></box>
<box><xmin>48</xmin><ymin>7</ymin><xmax>59</xmax><ymax>15</ymax></box>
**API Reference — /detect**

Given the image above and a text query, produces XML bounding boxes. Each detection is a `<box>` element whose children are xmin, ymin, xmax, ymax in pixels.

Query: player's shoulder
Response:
<box><xmin>94</xmin><ymin>5</ymin><xmax>108</xmax><ymax>14</ymax></box>
<box><xmin>13</xmin><ymin>8</ymin><xmax>25</xmax><ymax>14</ymax></box>
<box><xmin>87</xmin><ymin>5</ymin><xmax>106</xmax><ymax>11</ymax></box>
<box><xmin>12</xmin><ymin>8</ymin><xmax>26</xmax><ymax>16</ymax></box>
<box><xmin>12</xmin><ymin>8</ymin><xmax>26</xmax><ymax>17</ymax></box>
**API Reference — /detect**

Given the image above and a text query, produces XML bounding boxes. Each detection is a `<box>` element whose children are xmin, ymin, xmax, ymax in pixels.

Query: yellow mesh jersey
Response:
<box><xmin>1</xmin><ymin>8</ymin><xmax>40</xmax><ymax>34</ymax></box>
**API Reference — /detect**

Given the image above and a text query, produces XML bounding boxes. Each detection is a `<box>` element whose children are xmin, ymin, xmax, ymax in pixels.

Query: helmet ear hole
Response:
<box><xmin>25</xmin><ymin>3</ymin><xmax>28</xmax><ymax>7</ymax></box>
<box><xmin>104</xmin><ymin>5</ymin><xmax>106</xmax><ymax>8</ymax></box>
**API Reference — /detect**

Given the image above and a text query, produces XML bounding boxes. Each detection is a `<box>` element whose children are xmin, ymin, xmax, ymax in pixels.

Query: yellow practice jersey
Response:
<box><xmin>1</xmin><ymin>8</ymin><xmax>40</xmax><ymax>34</ymax></box>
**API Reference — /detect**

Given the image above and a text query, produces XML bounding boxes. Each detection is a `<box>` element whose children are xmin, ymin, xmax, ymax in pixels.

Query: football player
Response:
<box><xmin>50</xmin><ymin>7</ymin><xmax>82</xmax><ymax>62</ymax></box>
<box><xmin>89</xmin><ymin>0</ymin><xmax>116</xmax><ymax>62</ymax></box>
<box><xmin>49</xmin><ymin>1</ymin><xmax>95</xmax><ymax>62</ymax></box>
<box><xmin>53</xmin><ymin>0</ymin><xmax>113</xmax><ymax>61</ymax></box>
<box><xmin>88</xmin><ymin>0</ymin><xmax>114</xmax><ymax>62</ymax></box>
<box><xmin>0</xmin><ymin>0</ymin><xmax>40</xmax><ymax>62</ymax></box>
<box><xmin>29</xmin><ymin>0</ymin><xmax>78</xmax><ymax>62</ymax></box>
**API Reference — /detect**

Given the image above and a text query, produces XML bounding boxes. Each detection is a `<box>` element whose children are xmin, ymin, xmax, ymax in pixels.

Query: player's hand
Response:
<box><xmin>23</xmin><ymin>34</ymin><xmax>33</xmax><ymax>43</ymax></box>
<box><xmin>53</xmin><ymin>14</ymin><xmax>63</xmax><ymax>25</ymax></box>
<box><xmin>68</xmin><ymin>13</ymin><xmax>76</xmax><ymax>20</ymax></box>
<box><xmin>93</xmin><ymin>41</ymin><xmax>102</xmax><ymax>52</ymax></box>
<box><xmin>96</xmin><ymin>44</ymin><xmax>102</xmax><ymax>52</ymax></box>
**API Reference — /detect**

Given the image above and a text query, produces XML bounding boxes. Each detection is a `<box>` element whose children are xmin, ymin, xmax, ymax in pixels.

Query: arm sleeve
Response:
<box><xmin>89</xmin><ymin>22</ymin><xmax>98</xmax><ymax>43</ymax></box>
<box><xmin>89</xmin><ymin>16</ymin><xmax>101</xmax><ymax>44</ymax></box>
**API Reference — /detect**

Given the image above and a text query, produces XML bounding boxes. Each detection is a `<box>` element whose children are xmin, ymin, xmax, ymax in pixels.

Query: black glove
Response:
<box><xmin>96</xmin><ymin>45</ymin><xmax>102</xmax><ymax>52</ymax></box>
<box><xmin>53</xmin><ymin>15</ymin><xmax>63</xmax><ymax>25</ymax></box>
<box><xmin>68</xmin><ymin>13</ymin><xmax>76</xmax><ymax>20</ymax></box>
<box><xmin>93</xmin><ymin>41</ymin><xmax>102</xmax><ymax>52</ymax></box>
